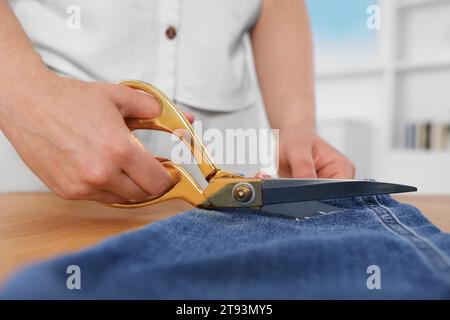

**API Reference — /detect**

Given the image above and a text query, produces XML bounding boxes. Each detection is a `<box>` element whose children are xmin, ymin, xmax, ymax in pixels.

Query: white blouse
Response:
<box><xmin>9</xmin><ymin>0</ymin><xmax>262</xmax><ymax>111</ymax></box>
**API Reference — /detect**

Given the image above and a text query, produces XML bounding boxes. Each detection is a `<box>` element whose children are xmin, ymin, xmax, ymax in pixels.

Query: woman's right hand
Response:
<box><xmin>0</xmin><ymin>69</ymin><xmax>188</xmax><ymax>204</ymax></box>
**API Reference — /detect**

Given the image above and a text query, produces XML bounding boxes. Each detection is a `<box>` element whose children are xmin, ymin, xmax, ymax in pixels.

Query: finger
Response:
<box><xmin>184</xmin><ymin>112</ymin><xmax>195</xmax><ymax>124</ymax></box>
<box><xmin>290</xmin><ymin>154</ymin><xmax>317</xmax><ymax>178</ymax></box>
<box><xmin>123</xmin><ymin>138</ymin><xmax>173</xmax><ymax>197</ymax></box>
<box><xmin>277</xmin><ymin>162</ymin><xmax>291</xmax><ymax>178</ymax></box>
<box><xmin>105</xmin><ymin>172</ymin><xmax>152</xmax><ymax>202</ymax></box>
<box><xmin>316</xmin><ymin>164</ymin><xmax>338</xmax><ymax>179</ymax></box>
<box><xmin>313</xmin><ymin>140</ymin><xmax>355</xmax><ymax>179</ymax></box>
<box><xmin>317</xmin><ymin>161</ymin><xmax>355</xmax><ymax>179</ymax></box>
<box><xmin>334</xmin><ymin>161</ymin><xmax>355</xmax><ymax>179</ymax></box>
<box><xmin>332</xmin><ymin>165</ymin><xmax>355</xmax><ymax>179</ymax></box>
<box><xmin>317</xmin><ymin>167</ymin><xmax>347</xmax><ymax>179</ymax></box>
<box><xmin>109</xmin><ymin>84</ymin><xmax>161</xmax><ymax>119</ymax></box>
<box><xmin>254</xmin><ymin>172</ymin><xmax>272</xmax><ymax>179</ymax></box>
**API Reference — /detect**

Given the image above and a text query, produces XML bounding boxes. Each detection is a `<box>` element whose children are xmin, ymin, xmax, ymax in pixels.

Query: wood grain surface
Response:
<box><xmin>0</xmin><ymin>192</ymin><xmax>449</xmax><ymax>284</ymax></box>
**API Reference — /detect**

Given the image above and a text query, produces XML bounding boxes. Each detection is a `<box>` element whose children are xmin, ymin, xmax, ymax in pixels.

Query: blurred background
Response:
<box><xmin>309</xmin><ymin>0</ymin><xmax>450</xmax><ymax>194</ymax></box>
<box><xmin>1</xmin><ymin>0</ymin><xmax>449</xmax><ymax>194</ymax></box>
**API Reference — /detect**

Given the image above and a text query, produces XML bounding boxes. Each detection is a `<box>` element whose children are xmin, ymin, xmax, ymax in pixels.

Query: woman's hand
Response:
<box><xmin>0</xmin><ymin>69</ymin><xmax>192</xmax><ymax>203</ymax></box>
<box><xmin>278</xmin><ymin>127</ymin><xmax>355</xmax><ymax>179</ymax></box>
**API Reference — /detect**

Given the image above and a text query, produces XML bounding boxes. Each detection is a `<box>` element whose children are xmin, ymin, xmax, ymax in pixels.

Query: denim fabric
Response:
<box><xmin>1</xmin><ymin>195</ymin><xmax>450</xmax><ymax>299</ymax></box>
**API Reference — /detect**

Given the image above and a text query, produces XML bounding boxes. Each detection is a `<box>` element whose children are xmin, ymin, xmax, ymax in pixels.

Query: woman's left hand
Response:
<box><xmin>277</xmin><ymin>128</ymin><xmax>356</xmax><ymax>179</ymax></box>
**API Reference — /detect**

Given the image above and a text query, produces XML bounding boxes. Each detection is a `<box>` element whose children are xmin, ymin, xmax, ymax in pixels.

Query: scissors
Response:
<box><xmin>113</xmin><ymin>80</ymin><xmax>417</xmax><ymax>219</ymax></box>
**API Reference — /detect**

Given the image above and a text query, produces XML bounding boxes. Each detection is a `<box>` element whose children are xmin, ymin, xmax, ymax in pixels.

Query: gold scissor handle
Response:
<box><xmin>112</xmin><ymin>80</ymin><xmax>213</xmax><ymax>209</ymax></box>
<box><xmin>112</xmin><ymin>80</ymin><xmax>244</xmax><ymax>209</ymax></box>
<box><xmin>120</xmin><ymin>80</ymin><xmax>219</xmax><ymax>181</ymax></box>
<box><xmin>113</xmin><ymin>157</ymin><xmax>206</xmax><ymax>208</ymax></box>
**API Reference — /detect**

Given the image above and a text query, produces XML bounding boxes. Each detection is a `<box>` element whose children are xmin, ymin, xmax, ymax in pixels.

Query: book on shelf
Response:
<box><xmin>403</xmin><ymin>122</ymin><xmax>450</xmax><ymax>151</ymax></box>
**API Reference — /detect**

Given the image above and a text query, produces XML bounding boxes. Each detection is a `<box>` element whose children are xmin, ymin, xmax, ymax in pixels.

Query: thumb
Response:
<box><xmin>110</xmin><ymin>84</ymin><xmax>161</xmax><ymax>119</ymax></box>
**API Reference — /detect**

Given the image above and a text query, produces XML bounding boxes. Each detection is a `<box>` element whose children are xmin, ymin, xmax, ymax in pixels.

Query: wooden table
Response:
<box><xmin>0</xmin><ymin>193</ymin><xmax>449</xmax><ymax>284</ymax></box>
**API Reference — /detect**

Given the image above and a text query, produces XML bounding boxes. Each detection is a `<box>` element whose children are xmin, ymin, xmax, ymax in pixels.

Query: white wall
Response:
<box><xmin>0</xmin><ymin>133</ymin><xmax>48</xmax><ymax>193</ymax></box>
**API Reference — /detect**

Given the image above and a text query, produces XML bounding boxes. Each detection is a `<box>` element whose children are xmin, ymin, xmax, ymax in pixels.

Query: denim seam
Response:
<box><xmin>364</xmin><ymin>196</ymin><xmax>450</xmax><ymax>284</ymax></box>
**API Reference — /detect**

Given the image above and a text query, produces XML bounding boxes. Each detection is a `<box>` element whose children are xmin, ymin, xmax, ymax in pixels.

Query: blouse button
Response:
<box><xmin>165</xmin><ymin>26</ymin><xmax>177</xmax><ymax>40</ymax></box>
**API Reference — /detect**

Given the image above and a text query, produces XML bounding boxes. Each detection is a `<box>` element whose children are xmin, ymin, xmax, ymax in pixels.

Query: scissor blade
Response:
<box><xmin>262</xmin><ymin>179</ymin><xmax>417</xmax><ymax>205</ymax></box>
<box><xmin>262</xmin><ymin>201</ymin><xmax>342</xmax><ymax>219</ymax></box>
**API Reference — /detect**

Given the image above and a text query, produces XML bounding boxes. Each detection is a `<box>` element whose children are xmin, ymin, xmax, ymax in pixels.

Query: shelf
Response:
<box><xmin>392</xmin><ymin>149</ymin><xmax>450</xmax><ymax>155</ymax></box>
<box><xmin>310</xmin><ymin>0</ymin><xmax>450</xmax><ymax>193</ymax></box>
<box><xmin>396</xmin><ymin>58</ymin><xmax>450</xmax><ymax>72</ymax></box>
<box><xmin>397</xmin><ymin>0</ymin><xmax>450</xmax><ymax>10</ymax></box>
<box><xmin>315</xmin><ymin>64</ymin><xmax>383</xmax><ymax>80</ymax></box>
<box><xmin>315</xmin><ymin>58</ymin><xmax>450</xmax><ymax>78</ymax></box>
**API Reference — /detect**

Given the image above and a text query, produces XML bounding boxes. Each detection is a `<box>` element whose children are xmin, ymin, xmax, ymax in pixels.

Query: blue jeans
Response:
<box><xmin>1</xmin><ymin>195</ymin><xmax>450</xmax><ymax>299</ymax></box>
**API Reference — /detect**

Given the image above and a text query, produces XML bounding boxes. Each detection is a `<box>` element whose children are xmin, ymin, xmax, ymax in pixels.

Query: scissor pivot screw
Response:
<box><xmin>232</xmin><ymin>183</ymin><xmax>255</xmax><ymax>205</ymax></box>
